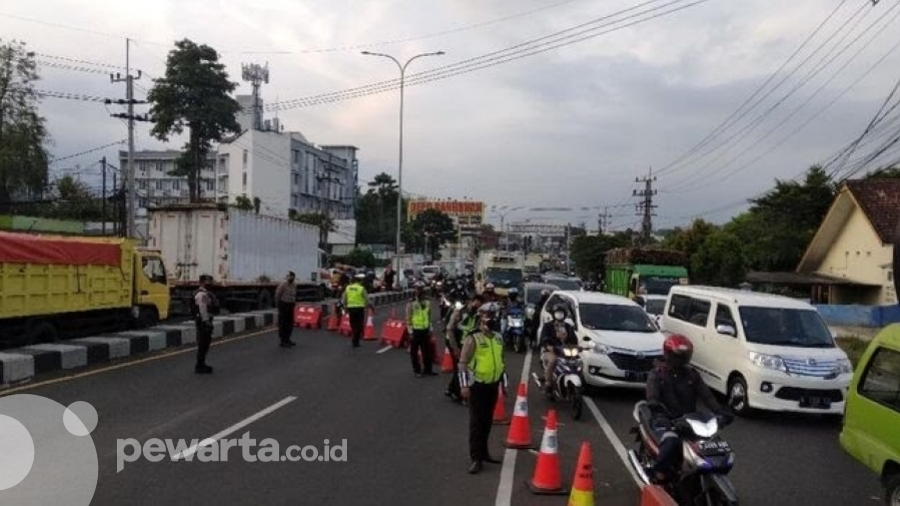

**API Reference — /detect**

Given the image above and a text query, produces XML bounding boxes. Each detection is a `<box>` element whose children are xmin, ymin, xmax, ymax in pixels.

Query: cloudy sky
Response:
<box><xmin>3</xmin><ymin>0</ymin><xmax>900</xmax><ymax>230</ymax></box>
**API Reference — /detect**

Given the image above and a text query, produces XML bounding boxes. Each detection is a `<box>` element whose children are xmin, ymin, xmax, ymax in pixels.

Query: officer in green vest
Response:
<box><xmin>444</xmin><ymin>294</ymin><xmax>485</xmax><ymax>403</ymax></box>
<box><xmin>459</xmin><ymin>302</ymin><xmax>508</xmax><ymax>474</ymax></box>
<box><xmin>407</xmin><ymin>282</ymin><xmax>436</xmax><ymax>377</ymax></box>
<box><xmin>341</xmin><ymin>273</ymin><xmax>371</xmax><ymax>348</ymax></box>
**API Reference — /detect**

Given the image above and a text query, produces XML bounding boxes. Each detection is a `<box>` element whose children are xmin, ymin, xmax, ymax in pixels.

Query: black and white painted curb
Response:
<box><xmin>0</xmin><ymin>289</ymin><xmax>414</xmax><ymax>386</ymax></box>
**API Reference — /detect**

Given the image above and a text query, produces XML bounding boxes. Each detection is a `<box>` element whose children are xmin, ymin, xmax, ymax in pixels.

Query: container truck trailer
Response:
<box><xmin>0</xmin><ymin>231</ymin><xmax>171</xmax><ymax>346</ymax></box>
<box><xmin>147</xmin><ymin>205</ymin><xmax>324</xmax><ymax>314</ymax></box>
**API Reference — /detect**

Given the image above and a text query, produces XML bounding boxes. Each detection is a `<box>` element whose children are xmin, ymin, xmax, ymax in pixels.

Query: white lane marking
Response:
<box><xmin>376</xmin><ymin>346</ymin><xmax>393</xmax><ymax>354</ymax></box>
<box><xmin>172</xmin><ymin>396</ymin><xmax>297</xmax><ymax>460</ymax></box>
<box><xmin>495</xmin><ymin>346</ymin><xmax>532</xmax><ymax>506</ymax></box>
<box><xmin>585</xmin><ymin>397</ymin><xmax>643</xmax><ymax>487</ymax></box>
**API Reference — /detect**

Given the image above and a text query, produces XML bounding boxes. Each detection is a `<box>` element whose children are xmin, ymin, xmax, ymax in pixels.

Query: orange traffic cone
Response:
<box><xmin>505</xmin><ymin>382</ymin><xmax>532</xmax><ymax>449</ymax></box>
<box><xmin>525</xmin><ymin>409</ymin><xmax>568</xmax><ymax>495</ymax></box>
<box><xmin>363</xmin><ymin>309</ymin><xmax>377</xmax><ymax>341</ymax></box>
<box><xmin>493</xmin><ymin>384</ymin><xmax>509</xmax><ymax>425</ymax></box>
<box><xmin>567</xmin><ymin>442</ymin><xmax>594</xmax><ymax>506</ymax></box>
<box><xmin>441</xmin><ymin>347</ymin><xmax>454</xmax><ymax>373</ymax></box>
<box><xmin>327</xmin><ymin>304</ymin><xmax>339</xmax><ymax>331</ymax></box>
<box><xmin>339</xmin><ymin>313</ymin><xmax>351</xmax><ymax>336</ymax></box>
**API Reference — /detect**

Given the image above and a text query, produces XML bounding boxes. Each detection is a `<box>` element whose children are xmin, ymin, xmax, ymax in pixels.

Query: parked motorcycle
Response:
<box><xmin>627</xmin><ymin>401</ymin><xmax>739</xmax><ymax>506</ymax></box>
<box><xmin>532</xmin><ymin>341</ymin><xmax>592</xmax><ymax>420</ymax></box>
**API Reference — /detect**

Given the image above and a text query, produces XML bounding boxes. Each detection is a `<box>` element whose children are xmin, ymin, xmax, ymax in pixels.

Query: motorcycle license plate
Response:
<box><xmin>800</xmin><ymin>396</ymin><xmax>832</xmax><ymax>409</ymax></box>
<box><xmin>699</xmin><ymin>440</ymin><xmax>730</xmax><ymax>454</ymax></box>
<box><xmin>625</xmin><ymin>371</ymin><xmax>648</xmax><ymax>382</ymax></box>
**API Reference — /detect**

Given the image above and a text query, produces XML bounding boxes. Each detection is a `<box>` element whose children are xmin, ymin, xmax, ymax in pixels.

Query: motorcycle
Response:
<box><xmin>504</xmin><ymin>307</ymin><xmax>527</xmax><ymax>353</ymax></box>
<box><xmin>627</xmin><ymin>401</ymin><xmax>739</xmax><ymax>506</ymax></box>
<box><xmin>532</xmin><ymin>341</ymin><xmax>592</xmax><ymax>420</ymax></box>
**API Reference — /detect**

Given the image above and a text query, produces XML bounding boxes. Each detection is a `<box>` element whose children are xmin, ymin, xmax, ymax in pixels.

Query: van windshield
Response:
<box><xmin>579</xmin><ymin>303</ymin><xmax>657</xmax><ymax>333</ymax></box>
<box><xmin>738</xmin><ymin>306</ymin><xmax>835</xmax><ymax>348</ymax></box>
<box><xmin>486</xmin><ymin>268</ymin><xmax>523</xmax><ymax>288</ymax></box>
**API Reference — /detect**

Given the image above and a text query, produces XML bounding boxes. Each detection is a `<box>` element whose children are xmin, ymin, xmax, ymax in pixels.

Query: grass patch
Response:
<box><xmin>836</xmin><ymin>336</ymin><xmax>871</xmax><ymax>369</ymax></box>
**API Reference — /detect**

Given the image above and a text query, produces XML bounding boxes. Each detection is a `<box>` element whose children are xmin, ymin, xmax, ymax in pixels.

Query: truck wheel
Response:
<box><xmin>257</xmin><ymin>290</ymin><xmax>273</xmax><ymax>310</ymax></box>
<box><xmin>26</xmin><ymin>322</ymin><xmax>58</xmax><ymax>345</ymax></box>
<box><xmin>137</xmin><ymin>307</ymin><xmax>159</xmax><ymax>328</ymax></box>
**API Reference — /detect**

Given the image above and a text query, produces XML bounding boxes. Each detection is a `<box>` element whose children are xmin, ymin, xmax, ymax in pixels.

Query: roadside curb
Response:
<box><xmin>0</xmin><ymin>290</ymin><xmax>412</xmax><ymax>387</ymax></box>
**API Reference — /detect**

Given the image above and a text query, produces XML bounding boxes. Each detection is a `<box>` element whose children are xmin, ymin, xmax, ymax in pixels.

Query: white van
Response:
<box><xmin>538</xmin><ymin>291</ymin><xmax>667</xmax><ymax>389</ymax></box>
<box><xmin>661</xmin><ymin>286</ymin><xmax>853</xmax><ymax>415</ymax></box>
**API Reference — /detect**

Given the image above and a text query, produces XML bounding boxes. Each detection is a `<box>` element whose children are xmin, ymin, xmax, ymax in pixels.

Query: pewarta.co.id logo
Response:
<box><xmin>0</xmin><ymin>394</ymin><xmax>99</xmax><ymax>506</ymax></box>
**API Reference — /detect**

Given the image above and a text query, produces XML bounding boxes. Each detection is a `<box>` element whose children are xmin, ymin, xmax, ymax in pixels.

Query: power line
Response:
<box><xmin>264</xmin><ymin>0</ymin><xmax>712</xmax><ymax>111</ymax></box>
<box><xmin>34</xmin><ymin>52</ymin><xmax>127</xmax><ymax>70</ymax></box>
<box><xmin>49</xmin><ymin>140</ymin><xmax>127</xmax><ymax>164</ymax></box>
<box><xmin>36</xmin><ymin>60</ymin><xmax>111</xmax><ymax>75</ymax></box>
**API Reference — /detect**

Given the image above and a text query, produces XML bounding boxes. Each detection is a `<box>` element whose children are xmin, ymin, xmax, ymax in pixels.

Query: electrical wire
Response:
<box><xmin>49</xmin><ymin>140</ymin><xmax>127</xmax><ymax>164</ymax></box>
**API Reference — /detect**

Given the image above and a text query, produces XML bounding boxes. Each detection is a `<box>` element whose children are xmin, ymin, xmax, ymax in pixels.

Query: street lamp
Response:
<box><xmin>361</xmin><ymin>50</ymin><xmax>445</xmax><ymax>267</ymax></box>
<box><xmin>491</xmin><ymin>207</ymin><xmax>522</xmax><ymax>251</ymax></box>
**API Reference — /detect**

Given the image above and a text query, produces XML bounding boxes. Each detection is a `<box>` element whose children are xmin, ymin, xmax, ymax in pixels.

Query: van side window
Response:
<box><xmin>668</xmin><ymin>294</ymin><xmax>692</xmax><ymax>321</ymax></box>
<box><xmin>714</xmin><ymin>304</ymin><xmax>736</xmax><ymax>329</ymax></box>
<box><xmin>860</xmin><ymin>348</ymin><xmax>900</xmax><ymax>411</ymax></box>
<box><xmin>688</xmin><ymin>299</ymin><xmax>711</xmax><ymax>327</ymax></box>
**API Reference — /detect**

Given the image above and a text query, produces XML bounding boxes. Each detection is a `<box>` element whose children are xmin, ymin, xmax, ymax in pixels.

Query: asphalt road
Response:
<box><xmin>1</xmin><ymin>302</ymin><xmax>883</xmax><ymax>505</ymax></box>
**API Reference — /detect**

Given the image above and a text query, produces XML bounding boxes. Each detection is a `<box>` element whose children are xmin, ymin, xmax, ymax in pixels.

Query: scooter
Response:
<box><xmin>627</xmin><ymin>401</ymin><xmax>740</xmax><ymax>506</ymax></box>
<box><xmin>505</xmin><ymin>307</ymin><xmax>527</xmax><ymax>353</ymax></box>
<box><xmin>532</xmin><ymin>341</ymin><xmax>592</xmax><ymax>420</ymax></box>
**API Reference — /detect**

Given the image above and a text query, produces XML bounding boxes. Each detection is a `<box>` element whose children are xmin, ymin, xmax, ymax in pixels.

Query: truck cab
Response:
<box><xmin>135</xmin><ymin>248</ymin><xmax>171</xmax><ymax>325</ymax></box>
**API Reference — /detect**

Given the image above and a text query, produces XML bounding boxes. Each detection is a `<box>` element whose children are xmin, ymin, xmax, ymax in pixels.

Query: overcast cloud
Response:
<box><xmin>2</xmin><ymin>0</ymin><xmax>899</xmax><ymax>230</ymax></box>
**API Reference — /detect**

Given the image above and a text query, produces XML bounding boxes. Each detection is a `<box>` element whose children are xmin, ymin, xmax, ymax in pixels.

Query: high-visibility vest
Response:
<box><xmin>470</xmin><ymin>332</ymin><xmax>505</xmax><ymax>384</ymax></box>
<box><xmin>345</xmin><ymin>284</ymin><xmax>366</xmax><ymax>308</ymax></box>
<box><xmin>410</xmin><ymin>301</ymin><xmax>431</xmax><ymax>329</ymax></box>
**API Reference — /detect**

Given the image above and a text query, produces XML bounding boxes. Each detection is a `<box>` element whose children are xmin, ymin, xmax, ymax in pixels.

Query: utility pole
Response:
<box><xmin>633</xmin><ymin>168</ymin><xmax>657</xmax><ymax>246</ymax></box>
<box><xmin>110</xmin><ymin>38</ymin><xmax>146</xmax><ymax>239</ymax></box>
<box><xmin>598</xmin><ymin>206</ymin><xmax>610</xmax><ymax>235</ymax></box>
<box><xmin>101</xmin><ymin>156</ymin><xmax>107</xmax><ymax>235</ymax></box>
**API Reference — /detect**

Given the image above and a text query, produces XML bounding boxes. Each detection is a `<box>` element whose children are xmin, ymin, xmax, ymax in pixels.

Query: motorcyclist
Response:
<box><xmin>645</xmin><ymin>334</ymin><xmax>733</xmax><ymax>484</ymax></box>
<box><xmin>530</xmin><ymin>289</ymin><xmax>551</xmax><ymax>347</ymax></box>
<box><xmin>539</xmin><ymin>304</ymin><xmax>578</xmax><ymax>396</ymax></box>
<box><xmin>500</xmin><ymin>288</ymin><xmax>525</xmax><ymax>343</ymax></box>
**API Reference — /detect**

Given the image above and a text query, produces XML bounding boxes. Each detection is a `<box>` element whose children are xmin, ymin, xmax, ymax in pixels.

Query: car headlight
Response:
<box><xmin>748</xmin><ymin>352</ymin><xmax>787</xmax><ymax>373</ymax></box>
<box><xmin>836</xmin><ymin>358</ymin><xmax>853</xmax><ymax>374</ymax></box>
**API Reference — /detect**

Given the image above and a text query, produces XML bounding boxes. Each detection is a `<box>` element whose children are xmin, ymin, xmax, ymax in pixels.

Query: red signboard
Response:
<box><xmin>408</xmin><ymin>200</ymin><xmax>485</xmax><ymax>218</ymax></box>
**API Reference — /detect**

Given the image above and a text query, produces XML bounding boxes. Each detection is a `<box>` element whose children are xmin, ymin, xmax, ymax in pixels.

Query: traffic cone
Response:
<box><xmin>505</xmin><ymin>382</ymin><xmax>532</xmax><ymax>449</ymax></box>
<box><xmin>525</xmin><ymin>409</ymin><xmax>568</xmax><ymax>495</ymax></box>
<box><xmin>363</xmin><ymin>309</ymin><xmax>377</xmax><ymax>341</ymax></box>
<box><xmin>567</xmin><ymin>442</ymin><xmax>594</xmax><ymax>506</ymax></box>
<box><xmin>441</xmin><ymin>347</ymin><xmax>454</xmax><ymax>373</ymax></box>
<box><xmin>493</xmin><ymin>383</ymin><xmax>509</xmax><ymax>425</ymax></box>
<box><xmin>326</xmin><ymin>304</ymin><xmax>339</xmax><ymax>331</ymax></box>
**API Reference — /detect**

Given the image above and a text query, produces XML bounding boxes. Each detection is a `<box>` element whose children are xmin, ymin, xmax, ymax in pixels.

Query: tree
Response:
<box><xmin>333</xmin><ymin>248</ymin><xmax>377</xmax><ymax>268</ymax></box>
<box><xmin>865</xmin><ymin>166</ymin><xmax>900</xmax><ymax>179</ymax></box>
<box><xmin>355</xmin><ymin>172</ymin><xmax>408</xmax><ymax>247</ymax></box>
<box><xmin>148</xmin><ymin>39</ymin><xmax>241</xmax><ymax>203</ymax></box>
<box><xmin>290</xmin><ymin>211</ymin><xmax>336</xmax><ymax>247</ymax></box>
<box><xmin>691</xmin><ymin>230</ymin><xmax>747</xmax><ymax>287</ymax></box>
<box><xmin>569</xmin><ymin>233</ymin><xmax>631</xmax><ymax>279</ymax></box>
<box><xmin>663</xmin><ymin>219</ymin><xmax>718</xmax><ymax>263</ymax></box>
<box><xmin>0</xmin><ymin>40</ymin><xmax>49</xmax><ymax>211</ymax></box>
<box><xmin>406</xmin><ymin>208</ymin><xmax>456</xmax><ymax>260</ymax></box>
<box><xmin>232</xmin><ymin>194</ymin><xmax>254</xmax><ymax>211</ymax></box>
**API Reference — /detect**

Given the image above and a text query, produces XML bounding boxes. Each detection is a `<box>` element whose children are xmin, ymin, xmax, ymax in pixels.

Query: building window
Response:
<box><xmin>293</xmin><ymin>173</ymin><xmax>299</xmax><ymax>186</ymax></box>
<box><xmin>155</xmin><ymin>180</ymin><xmax>163</xmax><ymax>191</ymax></box>
<box><xmin>889</xmin><ymin>270</ymin><xmax>894</xmax><ymax>282</ymax></box>
<box><xmin>173</xmin><ymin>180</ymin><xmax>181</xmax><ymax>191</ymax></box>
<box><xmin>207</xmin><ymin>180</ymin><xmax>214</xmax><ymax>192</ymax></box>
<box><xmin>155</xmin><ymin>162</ymin><xmax>164</xmax><ymax>173</ymax></box>
<box><xmin>138</xmin><ymin>161</ymin><xmax>149</xmax><ymax>173</ymax></box>
<box><xmin>242</xmin><ymin>172</ymin><xmax>247</xmax><ymax>190</ymax></box>
<box><xmin>139</xmin><ymin>180</ymin><xmax>148</xmax><ymax>190</ymax></box>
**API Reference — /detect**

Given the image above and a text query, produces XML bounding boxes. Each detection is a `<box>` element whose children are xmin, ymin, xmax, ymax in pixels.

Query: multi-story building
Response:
<box><xmin>216</xmin><ymin>126</ymin><xmax>358</xmax><ymax>219</ymax></box>
<box><xmin>119</xmin><ymin>149</ymin><xmax>217</xmax><ymax>222</ymax></box>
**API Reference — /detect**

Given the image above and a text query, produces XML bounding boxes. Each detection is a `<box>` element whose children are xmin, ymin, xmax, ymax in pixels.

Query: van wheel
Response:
<box><xmin>885</xmin><ymin>473</ymin><xmax>900</xmax><ymax>506</ymax></box>
<box><xmin>727</xmin><ymin>376</ymin><xmax>751</xmax><ymax>416</ymax></box>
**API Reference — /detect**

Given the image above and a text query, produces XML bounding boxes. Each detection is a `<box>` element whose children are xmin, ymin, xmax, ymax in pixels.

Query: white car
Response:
<box><xmin>538</xmin><ymin>291</ymin><xmax>666</xmax><ymax>389</ymax></box>
<box><xmin>661</xmin><ymin>285</ymin><xmax>853</xmax><ymax>416</ymax></box>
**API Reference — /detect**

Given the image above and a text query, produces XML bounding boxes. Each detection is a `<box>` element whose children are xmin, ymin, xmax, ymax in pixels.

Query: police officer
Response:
<box><xmin>342</xmin><ymin>273</ymin><xmax>371</xmax><ymax>348</ymax></box>
<box><xmin>444</xmin><ymin>294</ymin><xmax>484</xmax><ymax>402</ymax></box>
<box><xmin>193</xmin><ymin>274</ymin><xmax>219</xmax><ymax>374</ymax></box>
<box><xmin>459</xmin><ymin>303</ymin><xmax>507</xmax><ymax>474</ymax></box>
<box><xmin>274</xmin><ymin>271</ymin><xmax>297</xmax><ymax>347</ymax></box>
<box><xmin>407</xmin><ymin>282</ymin><xmax>436</xmax><ymax>377</ymax></box>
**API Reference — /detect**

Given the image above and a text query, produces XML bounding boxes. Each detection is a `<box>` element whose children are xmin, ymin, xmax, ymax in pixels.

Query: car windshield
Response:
<box><xmin>486</xmin><ymin>268</ymin><xmax>523</xmax><ymax>287</ymax></box>
<box><xmin>738</xmin><ymin>306</ymin><xmax>835</xmax><ymax>348</ymax></box>
<box><xmin>641</xmin><ymin>276</ymin><xmax>680</xmax><ymax>296</ymax></box>
<box><xmin>644</xmin><ymin>299</ymin><xmax>666</xmax><ymax>315</ymax></box>
<box><xmin>579</xmin><ymin>303</ymin><xmax>658</xmax><ymax>333</ymax></box>
<box><xmin>546</xmin><ymin>278</ymin><xmax>581</xmax><ymax>291</ymax></box>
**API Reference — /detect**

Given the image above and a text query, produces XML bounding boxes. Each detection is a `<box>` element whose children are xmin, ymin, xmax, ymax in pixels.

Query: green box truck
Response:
<box><xmin>604</xmin><ymin>248</ymin><xmax>689</xmax><ymax>300</ymax></box>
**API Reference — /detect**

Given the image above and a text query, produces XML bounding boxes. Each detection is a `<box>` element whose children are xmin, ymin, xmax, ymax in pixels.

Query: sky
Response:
<box><xmin>3</xmin><ymin>0</ymin><xmax>900</xmax><ymax>231</ymax></box>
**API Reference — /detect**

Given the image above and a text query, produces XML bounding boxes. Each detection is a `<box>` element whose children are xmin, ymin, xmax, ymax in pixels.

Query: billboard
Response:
<box><xmin>407</xmin><ymin>200</ymin><xmax>484</xmax><ymax>220</ymax></box>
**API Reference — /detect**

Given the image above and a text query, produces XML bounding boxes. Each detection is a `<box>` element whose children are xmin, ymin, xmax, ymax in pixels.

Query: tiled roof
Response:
<box><xmin>846</xmin><ymin>178</ymin><xmax>900</xmax><ymax>244</ymax></box>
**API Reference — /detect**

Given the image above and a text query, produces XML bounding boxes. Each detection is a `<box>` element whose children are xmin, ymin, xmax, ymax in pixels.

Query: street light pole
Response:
<box><xmin>361</xmin><ymin>50</ymin><xmax>445</xmax><ymax>269</ymax></box>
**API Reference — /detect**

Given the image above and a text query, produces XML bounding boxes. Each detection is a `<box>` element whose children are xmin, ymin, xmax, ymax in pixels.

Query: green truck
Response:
<box><xmin>604</xmin><ymin>248</ymin><xmax>689</xmax><ymax>299</ymax></box>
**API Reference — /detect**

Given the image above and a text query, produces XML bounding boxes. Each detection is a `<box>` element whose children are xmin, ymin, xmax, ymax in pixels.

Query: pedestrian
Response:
<box><xmin>407</xmin><ymin>282</ymin><xmax>437</xmax><ymax>377</ymax></box>
<box><xmin>459</xmin><ymin>302</ymin><xmax>507</xmax><ymax>474</ymax></box>
<box><xmin>383</xmin><ymin>264</ymin><xmax>396</xmax><ymax>291</ymax></box>
<box><xmin>444</xmin><ymin>294</ymin><xmax>484</xmax><ymax>402</ymax></box>
<box><xmin>192</xmin><ymin>274</ymin><xmax>219</xmax><ymax>374</ymax></box>
<box><xmin>275</xmin><ymin>271</ymin><xmax>297</xmax><ymax>347</ymax></box>
<box><xmin>342</xmin><ymin>273</ymin><xmax>371</xmax><ymax>348</ymax></box>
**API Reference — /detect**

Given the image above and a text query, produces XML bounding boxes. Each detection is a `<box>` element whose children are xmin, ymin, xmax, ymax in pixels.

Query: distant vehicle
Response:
<box><xmin>661</xmin><ymin>285</ymin><xmax>853</xmax><ymax>416</ymax></box>
<box><xmin>639</xmin><ymin>294</ymin><xmax>667</xmax><ymax>327</ymax></box>
<box><xmin>544</xmin><ymin>277</ymin><xmax>583</xmax><ymax>291</ymax></box>
<box><xmin>537</xmin><ymin>290</ymin><xmax>666</xmax><ymax>390</ymax></box>
<box><xmin>840</xmin><ymin>325</ymin><xmax>900</xmax><ymax>504</ymax></box>
<box><xmin>604</xmin><ymin>247</ymin><xmax>688</xmax><ymax>300</ymax></box>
